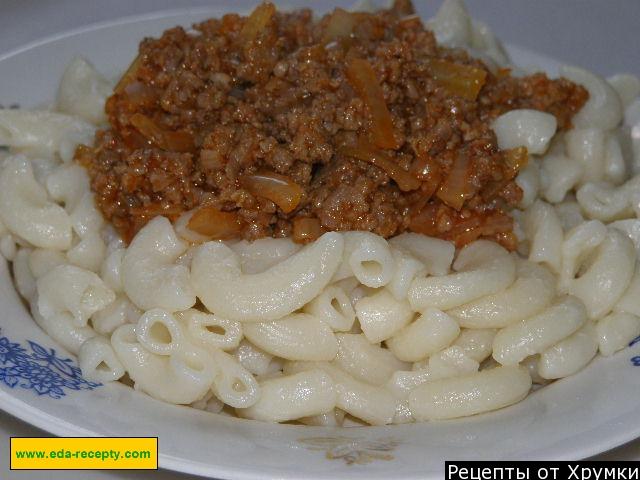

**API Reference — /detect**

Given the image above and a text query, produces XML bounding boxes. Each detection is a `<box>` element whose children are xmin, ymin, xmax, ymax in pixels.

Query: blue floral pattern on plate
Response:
<box><xmin>630</xmin><ymin>335</ymin><xmax>640</xmax><ymax>367</ymax></box>
<box><xmin>0</xmin><ymin>336</ymin><xmax>100</xmax><ymax>398</ymax></box>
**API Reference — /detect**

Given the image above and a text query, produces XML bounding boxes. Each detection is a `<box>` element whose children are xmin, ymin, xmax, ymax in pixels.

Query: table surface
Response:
<box><xmin>0</xmin><ymin>1</ymin><xmax>639</xmax><ymax>478</ymax></box>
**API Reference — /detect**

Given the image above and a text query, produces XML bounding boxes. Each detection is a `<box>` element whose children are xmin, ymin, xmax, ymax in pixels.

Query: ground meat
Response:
<box><xmin>76</xmin><ymin>0</ymin><xmax>588</xmax><ymax>248</ymax></box>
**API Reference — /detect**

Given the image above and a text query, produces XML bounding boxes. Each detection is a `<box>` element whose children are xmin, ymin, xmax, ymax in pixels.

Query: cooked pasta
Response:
<box><xmin>1</xmin><ymin>0</ymin><xmax>639</xmax><ymax>428</ymax></box>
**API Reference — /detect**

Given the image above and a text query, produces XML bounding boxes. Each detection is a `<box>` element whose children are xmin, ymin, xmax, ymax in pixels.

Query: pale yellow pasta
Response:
<box><xmin>66</xmin><ymin>232</ymin><xmax>106</xmax><ymax>272</ymax></box>
<box><xmin>334</xmin><ymin>333</ymin><xmax>409</xmax><ymax>386</ymax></box>
<box><xmin>233</xmin><ymin>339</ymin><xmax>275</xmax><ymax>376</ymax></box>
<box><xmin>539</xmin><ymin>152</ymin><xmax>583</xmax><ymax>203</ymax></box>
<box><xmin>448</xmin><ymin>260</ymin><xmax>555</xmax><ymax>329</ymax></box>
<box><xmin>0</xmin><ymin>155</ymin><xmax>72</xmax><ymax>250</ymax></box>
<box><xmin>121</xmin><ymin>216</ymin><xmax>195</xmax><ymax>312</ymax></box>
<box><xmin>332</xmin><ymin>232</ymin><xmax>395</xmax><ymax>287</ymax></box>
<box><xmin>104</xmin><ymin>233</ymin><xmax>125</xmax><ymax>254</ymax></box>
<box><xmin>607</xmin><ymin>73</ymin><xmax>640</xmax><ymax>108</ymax></box>
<box><xmin>100</xmin><ymin>248</ymin><xmax>125</xmax><ymax>293</ymax></box>
<box><xmin>78</xmin><ymin>336</ymin><xmax>125</xmax><ymax>384</ymax></box>
<box><xmin>578</xmin><ymin>174</ymin><xmax>640</xmax><ymax>222</ymax></box>
<box><xmin>610</xmin><ymin>219</ymin><xmax>640</xmax><ymax>256</ymax></box>
<box><xmin>55</xmin><ymin>57</ymin><xmax>112</xmax><ymax>125</ymax></box>
<box><xmin>189</xmin><ymin>391</ymin><xmax>217</xmax><ymax>412</ymax></box>
<box><xmin>0</xmin><ymin>234</ymin><xmax>18</xmax><ymax>261</ymax></box>
<box><xmin>561</xmin><ymin>227</ymin><xmax>635</xmax><ymax>319</ymax></box>
<box><xmin>284</xmin><ymin>361</ymin><xmax>397</xmax><ymax>425</ymax></box>
<box><xmin>565</xmin><ymin>128</ymin><xmax>606</xmax><ymax>184</ymax></box>
<box><xmin>492</xmin><ymin>109</ymin><xmax>557</xmax><ymax>154</ymax></box>
<box><xmin>427</xmin><ymin>346</ymin><xmax>480</xmax><ymax>380</ymax></box>
<box><xmin>452</xmin><ymin>328</ymin><xmax>497</xmax><ymax>363</ymax></box>
<box><xmin>68</xmin><ymin>192</ymin><xmax>105</xmax><ymax>239</ymax></box>
<box><xmin>243</xmin><ymin>313</ymin><xmax>338</xmax><ymax>361</ymax></box>
<box><xmin>302</xmin><ymin>284</ymin><xmax>355</xmax><ymax>332</ymax></box>
<box><xmin>45</xmin><ymin>164</ymin><xmax>89</xmax><ymax>214</ymax></box>
<box><xmin>90</xmin><ymin>295</ymin><xmax>140</xmax><ymax>336</ymax></box>
<box><xmin>175</xmin><ymin>247</ymin><xmax>195</xmax><ymax>270</ymax></box>
<box><xmin>30</xmin><ymin>294</ymin><xmax>96</xmax><ymax>355</ymax></box>
<box><xmin>492</xmin><ymin>295</ymin><xmax>587</xmax><ymax>365</ymax></box>
<box><xmin>603</xmin><ymin>133</ymin><xmax>627</xmax><ymax>184</ymax></box>
<box><xmin>538</xmin><ymin>323</ymin><xmax>598</xmax><ymax>379</ymax></box>
<box><xmin>596</xmin><ymin>312</ymin><xmax>640</xmax><ymax>356</ymax></box>
<box><xmin>576</xmin><ymin>181</ymin><xmax>633</xmax><ymax>221</ymax></box>
<box><xmin>37</xmin><ymin>264</ymin><xmax>115</xmax><ymax>328</ymax></box>
<box><xmin>355</xmin><ymin>289</ymin><xmax>414</xmax><ymax>343</ymax></box>
<box><xmin>614</xmin><ymin>262</ymin><xmax>640</xmax><ymax>316</ymax></box>
<box><xmin>522</xmin><ymin>200</ymin><xmax>563</xmax><ymax>273</ymax></box>
<box><xmin>426</xmin><ymin>0</ymin><xmax>472</xmax><ymax>48</ymax></box>
<box><xmin>561</xmin><ymin>66</ymin><xmax>623</xmax><ymax>131</ymax></box>
<box><xmin>348</xmin><ymin>284</ymin><xmax>375</xmax><ymax>309</ymax></box>
<box><xmin>178</xmin><ymin>309</ymin><xmax>242</xmax><ymax>352</ymax></box>
<box><xmin>29</xmin><ymin>156</ymin><xmax>61</xmax><ymax>186</ymax></box>
<box><xmin>515</xmin><ymin>160</ymin><xmax>540</xmax><ymax>208</ymax></box>
<box><xmin>388</xmin><ymin>232</ymin><xmax>454</xmax><ymax>276</ymax></box>
<box><xmin>210</xmin><ymin>349</ymin><xmax>260</xmax><ymax>408</ymax></box>
<box><xmin>237</xmin><ymin>369</ymin><xmax>336</xmax><ymax>423</ymax></box>
<box><xmin>519</xmin><ymin>355</ymin><xmax>548</xmax><ymax>386</ymax></box>
<box><xmin>387</xmin><ymin>308</ymin><xmax>459</xmax><ymax>362</ymax></box>
<box><xmin>408</xmin><ymin>365</ymin><xmax>531</xmax><ymax>421</ymax></box>
<box><xmin>386</xmin><ymin>369</ymin><xmax>432</xmax><ymax>400</ymax></box>
<box><xmin>135</xmin><ymin>309</ymin><xmax>185</xmax><ymax>356</ymax></box>
<box><xmin>28</xmin><ymin>248</ymin><xmax>67</xmax><ymax>278</ymax></box>
<box><xmin>228</xmin><ymin>237</ymin><xmax>302</xmax><ymax>274</ymax></box>
<box><xmin>191</xmin><ymin>232</ymin><xmax>343</xmax><ymax>322</ymax></box>
<box><xmin>554</xmin><ymin>199</ymin><xmax>585</xmax><ymax>231</ymax></box>
<box><xmin>333</xmin><ymin>277</ymin><xmax>360</xmax><ymax>296</ymax></box>
<box><xmin>559</xmin><ymin>220</ymin><xmax>607</xmax><ymax>291</ymax></box>
<box><xmin>392</xmin><ymin>401</ymin><xmax>414</xmax><ymax>425</ymax></box>
<box><xmin>324</xmin><ymin>364</ymin><xmax>398</xmax><ymax>426</ymax></box>
<box><xmin>0</xmin><ymin>110</ymin><xmax>95</xmax><ymax>161</ymax></box>
<box><xmin>469</xmin><ymin>19</ymin><xmax>508</xmax><ymax>66</ymax></box>
<box><xmin>298</xmin><ymin>409</ymin><xmax>345</xmax><ymax>427</ymax></box>
<box><xmin>408</xmin><ymin>240</ymin><xmax>516</xmax><ymax>311</ymax></box>
<box><xmin>254</xmin><ymin>362</ymin><xmax>284</xmax><ymax>382</ymax></box>
<box><xmin>12</xmin><ymin>248</ymin><xmax>36</xmax><ymax>301</ymax></box>
<box><xmin>387</xmin><ymin>247</ymin><xmax>426</xmax><ymax>301</ymax></box>
<box><xmin>627</xmin><ymin>101</ymin><xmax>640</xmax><ymax>174</ymax></box>
<box><xmin>111</xmin><ymin>324</ymin><xmax>216</xmax><ymax>405</ymax></box>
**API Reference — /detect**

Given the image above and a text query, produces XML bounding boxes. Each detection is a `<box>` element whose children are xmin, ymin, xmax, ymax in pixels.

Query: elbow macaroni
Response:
<box><xmin>408</xmin><ymin>240</ymin><xmax>516</xmax><ymax>311</ymax></box>
<box><xmin>191</xmin><ymin>232</ymin><xmax>343</xmax><ymax>322</ymax></box>
<box><xmin>121</xmin><ymin>216</ymin><xmax>196</xmax><ymax>312</ymax></box>
<box><xmin>3</xmin><ymin>24</ymin><xmax>640</xmax><ymax>427</ymax></box>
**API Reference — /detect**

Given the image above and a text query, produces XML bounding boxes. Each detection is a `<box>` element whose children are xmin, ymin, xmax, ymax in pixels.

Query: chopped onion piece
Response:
<box><xmin>240</xmin><ymin>2</ymin><xmax>276</xmax><ymax>44</ymax></box>
<box><xmin>425</xmin><ymin>58</ymin><xmax>487</xmax><ymax>101</ymax></box>
<box><xmin>436</xmin><ymin>153</ymin><xmax>473</xmax><ymax>210</ymax></box>
<box><xmin>242</xmin><ymin>171</ymin><xmax>304</xmax><ymax>213</ymax></box>
<box><xmin>340</xmin><ymin>140</ymin><xmax>421</xmax><ymax>192</ymax></box>
<box><xmin>124</xmin><ymin>81</ymin><xmax>157</xmax><ymax>107</ymax></box>
<box><xmin>322</xmin><ymin>9</ymin><xmax>356</xmax><ymax>44</ymax></box>
<box><xmin>187</xmin><ymin>206</ymin><xmax>243</xmax><ymax>240</ymax></box>
<box><xmin>346</xmin><ymin>58</ymin><xmax>401</xmax><ymax>150</ymax></box>
<box><xmin>130</xmin><ymin>113</ymin><xmax>194</xmax><ymax>152</ymax></box>
<box><xmin>115</xmin><ymin>54</ymin><xmax>143</xmax><ymax>94</ymax></box>
<box><xmin>292</xmin><ymin>217</ymin><xmax>323</xmax><ymax>244</ymax></box>
<box><xmin>503</xmin><ymin>146</ymin><xmax>529</xmax><ymax>180</ymax></box>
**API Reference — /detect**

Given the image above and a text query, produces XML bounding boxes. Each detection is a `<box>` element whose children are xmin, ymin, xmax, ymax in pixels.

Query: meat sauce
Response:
<box><xmin>76</xmin><ymin>0</ymin><xmax>588</xmax><ymax>248</ymax></box>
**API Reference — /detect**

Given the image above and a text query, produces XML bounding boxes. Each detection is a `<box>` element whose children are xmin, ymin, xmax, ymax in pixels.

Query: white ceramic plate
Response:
<box><xmin>1</xmin><ymin>7</ymin><xmax>640</xmax><ymax>480</ymax></box>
